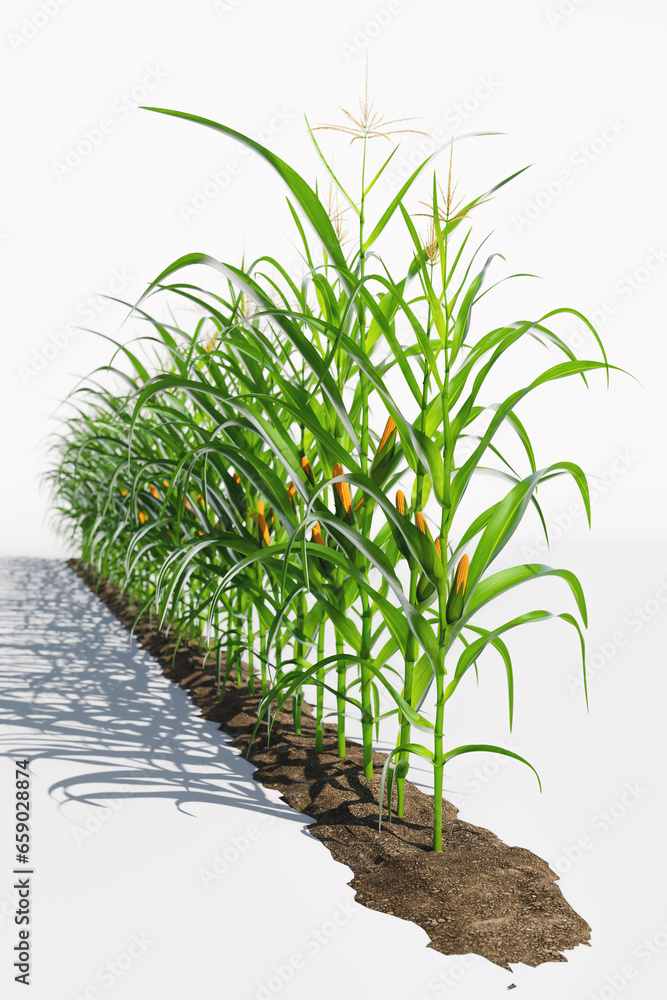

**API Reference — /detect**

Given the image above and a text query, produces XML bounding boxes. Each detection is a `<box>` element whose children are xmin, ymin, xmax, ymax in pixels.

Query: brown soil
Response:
<box><xmin>68</xmin><ymin>558</ymin><xmax>591</xmax><ymax>971</ymax></box>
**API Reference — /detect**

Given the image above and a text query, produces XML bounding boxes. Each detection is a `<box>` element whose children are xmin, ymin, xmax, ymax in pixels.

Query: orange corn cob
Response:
<box><xmin>311</xmin><ymin>521</ymin><xmax>326</xmax><ymax>545</ymax></box>
<box><xmin>149</xmin><ymin>484</ymin><xmax>159</xmax><ymax>499</ymax></box>
<box><xmin>257</xmin><ymin>513</ymin><xmax>271</xmax><ymax>546</ymax></box>
<box><xmin>395</xmin><ymin>490</ymin><xmax>407</xmax><ymax>516</ymax></box>
<box><xmin>445</xmin><ymin>553</ymin><xmax>470</xmax><ymax>623</ymax></box>
<box><xmin>415</xmin><ymin>511</ymin><xmax>432</xmax><ymax>539</ymax></box>
<box><xmin>301</xmin><ymin>454</ymin><xmax>314</xmax><ymax>483</ymax></box>
<box><xmin>455</xmin><ymin>554</ymin><xmax>469</xmax><ymax>595</ymax></box>
<box><xmin>416</xmin><ymin>511</ymin><xmax>442</xmax><ymax>559</ymax></box>
<box><xmin>378</xmin><ymin>416</ymin><xmax>397</xmax><ymax>451</ymax></box>
<box><xmin>332</xmin><ymin>463</ymin><xmax>352</xmax><ymax>515</ymax></box>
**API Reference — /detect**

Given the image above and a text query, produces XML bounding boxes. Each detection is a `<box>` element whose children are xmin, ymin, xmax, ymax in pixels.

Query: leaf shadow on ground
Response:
<box><xmin>0</xmin><ymin>556</ymin><xmax>304</xmax><ymax>826</ymax></box>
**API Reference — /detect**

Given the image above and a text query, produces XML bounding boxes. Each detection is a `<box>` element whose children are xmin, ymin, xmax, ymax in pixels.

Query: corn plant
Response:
<box><xmin>48</xmin><ymin>71</ymin><xmax>626</xmax><ymax>852</ymax></box>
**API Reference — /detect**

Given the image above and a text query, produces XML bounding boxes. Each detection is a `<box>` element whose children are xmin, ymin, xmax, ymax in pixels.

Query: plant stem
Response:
<box><xmin>433</xmin><ymin>661</ymin><xmax>445</xmax><ymax>852</ymax></box>
<box><xmin>246</xmin><ymin>601</ymin><xmax>254</xmax><ymax>696</ymax></box>
<box><xmin>274</xmin><ymin>626</ymin><xmax>283</xmax><ymax>687</ymax></box>
<box><xmin>360</xmin><ymin>588</ymin><xmax>374</xmax><ymax>779</ymax></box>
<box><xmin>260</xmin><ymin>627</ymin><xmax>267</xmax><ymax>697</ymax></box>
<box><xmin>397</xmin><ymin>564</ymin><xmax>419</xmax><ymax>816</ymax></box>
<box><xmin>234</xmin><ymin>594</ymin><xmax>242</xmax><ymax>685</ymax></box>
<box><xmin>433</xmin><ymin>219</ymin><xmax>453</xmax><ymax>852</ymax></box>
<box><xmin>336</xmin><ymin>625</ymin><xmax>346</xmax><ymax>757</ymax></box>
<box><xmin>316</xmin><ymin>612</ymin><xmax>325</xmax><ymax>751</ymax></box>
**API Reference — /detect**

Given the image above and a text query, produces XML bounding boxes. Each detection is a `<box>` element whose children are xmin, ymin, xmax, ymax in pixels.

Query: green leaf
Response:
<box><xmin>442</xmin><ymin>744</ymin><xmax>542</xmax><ymax>792</ymax></box>
<box><xmin>142</xmin><ymin>107</ymin><xmax>350</xmax><ymax>277</ymax></box>
<box><xmin>378</xmin><ymin>743</ymin><xmax>435</xmax><ymax>832</ymax></box>
<box><xmin>461</xmin><ymin>563</ymin><xmax>588</xmax><ymax>628</ymax></box>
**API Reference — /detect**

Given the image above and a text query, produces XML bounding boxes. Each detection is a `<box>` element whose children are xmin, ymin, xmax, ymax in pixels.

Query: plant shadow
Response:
<box><xmin>0</xmin><ymin>557</ymin><xmax>303</xmax><ymax>825</ymax></box>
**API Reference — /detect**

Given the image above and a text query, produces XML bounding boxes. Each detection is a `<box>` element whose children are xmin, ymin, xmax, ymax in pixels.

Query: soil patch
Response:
<box><xmin>69</xmin><ymin>558</ymin><xmax>591</xmax><ymax>970</ymax></box>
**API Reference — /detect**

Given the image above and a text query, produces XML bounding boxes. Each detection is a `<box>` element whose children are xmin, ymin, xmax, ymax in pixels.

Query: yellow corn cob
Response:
<box><xmin>415</xmin><ymin>511</ymin><xmax>432</xmax><ymax>539</ymax></box>
<box><xmin>371</xmin><ymin>416</ymin><xmax>399</xmax><ymax>484</ymax></box>
<box><xmin>378</xmin><ymin>416</ymin><xmax>397</xmax><ymax>451</ymax></box>
<box><xmin>257</xmin><ymin>513</ymin><xmax>270</xmax><ymax>546</ymax></box>
<box><xmin>455</xmin><ymin>553</ymin><xmax>469</xmax><ymax>595</ymax></box>
<box><xmin>332</xmin><ymin>462</ymin><xmax>352</xmax><ymax>515</ymax></box>
<box><xmin>445</xmin><ymin>553</ymin><xmax>470</xmax><ymax>623</ymax></box>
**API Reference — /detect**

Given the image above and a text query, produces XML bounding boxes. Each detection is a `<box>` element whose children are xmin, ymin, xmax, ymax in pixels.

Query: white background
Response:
<box><xmin>0</xmin><ymin>1</ymin><xmax>666</xmax><ymax>998</ymax></box>
<box><xmin>1</xmin><ymin>0</ymin><xmax>665</xmax><ymax>555</ymax></box>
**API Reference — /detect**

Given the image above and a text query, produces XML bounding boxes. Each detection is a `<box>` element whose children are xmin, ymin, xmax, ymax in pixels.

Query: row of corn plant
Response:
<box><xmin>48</xmin><ymin>75</ymin><xmax>626</xmax><ymax>851</ymax></box>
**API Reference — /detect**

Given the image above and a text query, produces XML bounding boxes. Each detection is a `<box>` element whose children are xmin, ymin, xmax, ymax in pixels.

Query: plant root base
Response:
<box><xmin>69</xmin><ymin>559</ymin><xmax>591</xmax><ymax>971</ymax></box>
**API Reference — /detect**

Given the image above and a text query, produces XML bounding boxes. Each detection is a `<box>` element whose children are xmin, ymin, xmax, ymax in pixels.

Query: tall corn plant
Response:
<box><xmin>49</xmin><ymin>72</ymin><xmax>625</xmax><ymax>852</ymax></box>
